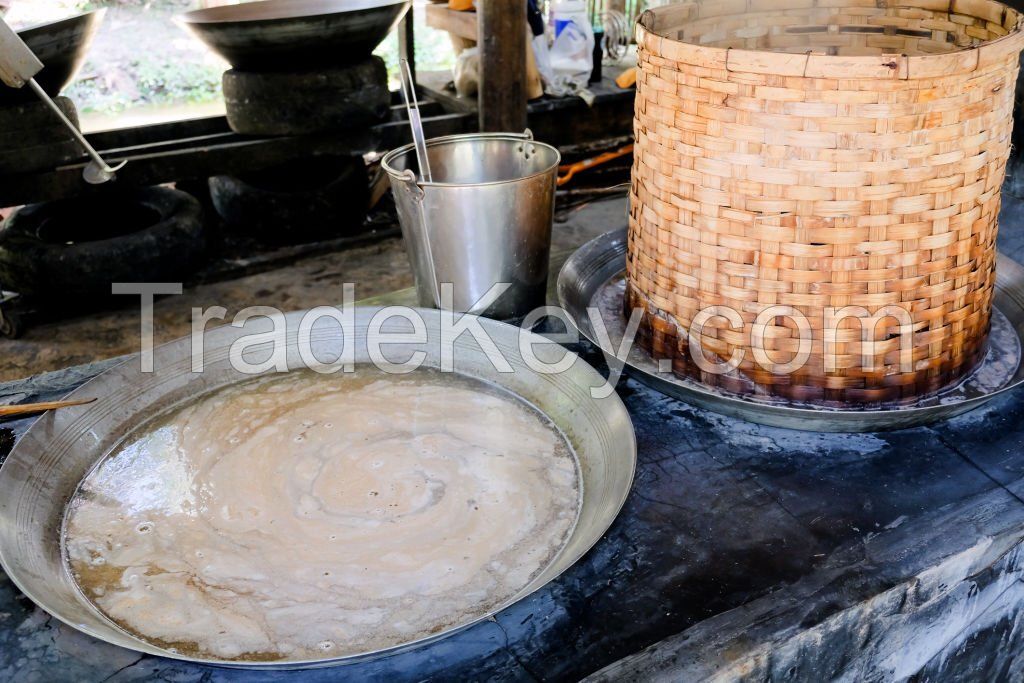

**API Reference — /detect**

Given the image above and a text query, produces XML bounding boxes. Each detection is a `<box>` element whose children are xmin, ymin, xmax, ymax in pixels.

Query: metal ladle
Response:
<box><xmin>0</xmin><ymin>17</ymin><xmax>125</xmax><ymax>184</ymax></box>
<box><xmin>397</xmin><ymin>58</ymin><xmax>441</xmax><ymax>307</ymax></box>
<box><xmin>399</xmin><ymin>58</ymin><xmax>431</xmax><ymax>183</ymax></box>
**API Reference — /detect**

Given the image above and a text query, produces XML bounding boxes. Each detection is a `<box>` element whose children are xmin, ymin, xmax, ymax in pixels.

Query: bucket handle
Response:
<box><xmin>515</xmin><ymin>128</ymin><xmax>539</xmax><ymax>162</ymax></box>
<box><xmin>398</xmin><ymin>168</ymin><xmax>425</xmax><ymax>202</ymax></box>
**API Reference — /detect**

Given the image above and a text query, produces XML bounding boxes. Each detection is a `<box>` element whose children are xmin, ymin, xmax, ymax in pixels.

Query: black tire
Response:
<box><xmin>0</xmin><ymin>308</ymin><xmax>24</xmax><ymax>339</ymax></box>
<box><xmin>223</xmin><ymin>57</ymin><xmax>390</xmax><ymax>136</ymax></box>
<box><xmin>0</xmin><ymin>186</ymin><xmax>206</xmax><ymax>300</ymax></box>
<box><xmin>209</xmin><ymin>156</ymin><xmax>369</xmax><ymax>243</ymax></box>
<box><xmin>0</xmin><ymin>97</ymin><xmax>83</xmax><ymax>174</ymax></box>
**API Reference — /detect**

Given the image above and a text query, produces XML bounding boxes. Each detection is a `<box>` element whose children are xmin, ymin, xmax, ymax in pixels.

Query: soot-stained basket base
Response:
<box><xmin>558</xmin><ymin>229</ymin><xmax>1024</xmax><ymax>432</ymax></box>
<box><xmin>624</xmin><ymin>282</ymin><xmax>990</xmax><ymax>406</ymax></box>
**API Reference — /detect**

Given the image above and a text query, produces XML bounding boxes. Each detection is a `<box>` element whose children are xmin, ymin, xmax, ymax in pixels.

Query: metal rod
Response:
<box><xmin>399</xmin><ymin>58</ymin><xmax>432</xmax><ymax>183</ymax></box>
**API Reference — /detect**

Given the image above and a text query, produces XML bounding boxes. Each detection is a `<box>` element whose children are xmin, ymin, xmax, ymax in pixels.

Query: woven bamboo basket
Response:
<box><xmin>627</xmin><ymin>0</ymin><xmax>1024</xmax><ymax>405</ymax></box>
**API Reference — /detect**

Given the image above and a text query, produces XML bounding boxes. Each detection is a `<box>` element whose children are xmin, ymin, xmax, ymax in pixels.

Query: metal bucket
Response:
<box><xmin>382</xmin><ymin>131</ymin><xmax>560</xmax><ymax>320</ymax></box>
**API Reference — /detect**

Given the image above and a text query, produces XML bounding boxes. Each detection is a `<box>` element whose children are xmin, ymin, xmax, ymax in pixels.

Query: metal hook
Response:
<box><xmin>399</xmin><ymin>169</ymin><xmax>425</xmax><ymax>202</ymax></box>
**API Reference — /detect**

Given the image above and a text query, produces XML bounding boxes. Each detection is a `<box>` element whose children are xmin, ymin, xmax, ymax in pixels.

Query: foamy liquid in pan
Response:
<box><xmin>64</xmin><ymin>368</ymin><xmax>580</xmax><ymax>661</ymax></box>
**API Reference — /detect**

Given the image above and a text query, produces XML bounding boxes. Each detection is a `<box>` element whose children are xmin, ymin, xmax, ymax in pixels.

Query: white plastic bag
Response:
<box><xmin>453</xmin><ymin>47</ymin><xmax>479</xmax><ymax>98</ymax></box>
<box><xmin>531</xmin><ymin>34</ymin><xmax>555</xmax><ymax>91</ymax></box>
<box><xmin>546</xmin><ymin>0</ymin><xmax>594</xmax><ymax>96</ymax></box>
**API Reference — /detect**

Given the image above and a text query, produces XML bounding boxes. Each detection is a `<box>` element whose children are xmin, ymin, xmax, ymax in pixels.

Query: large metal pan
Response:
<box><xmin>0</xmin><ymin>10</ymin><xmax>105</xmax><ymax>105</ymax></box>
<box><xmin>179</xmin><ymin>0</ymin><xmax>410</xmax><ymax>70</ymax></box>
<box><xmin>0</xmin><ymin>307</ymin><xmax>635</xmax><ymax>668</ymax></box>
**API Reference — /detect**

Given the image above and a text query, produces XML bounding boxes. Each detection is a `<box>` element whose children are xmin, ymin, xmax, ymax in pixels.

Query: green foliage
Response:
<box><xmin>133</xmin><ymin>58</ymin><xmax>221</xmax><ymax>102</ymax></box>
<box><xmin>374</xmin><ymin>26</ymin><xmax>456</xmax><ymax>89</ymax></box>
<box><xmin>45</xmin><ymin>1</ymin><xmax>458</xmax><ymax>116</ymax></box>
<box><xmin>67</xmin><ymin>57</ymin><xmax>223</xmax><ymax>114</ymax></box>
<box><xmin>376</xmin><ymin>27</ymin><xmax>457</xmax><ymax>71</ymax></box>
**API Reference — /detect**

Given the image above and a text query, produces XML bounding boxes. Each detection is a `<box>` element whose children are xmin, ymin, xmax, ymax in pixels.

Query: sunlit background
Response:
<box><xmin>0</xmin><ymin>0</ymin><xmax>459</xmax><ymax>131</ymax></box>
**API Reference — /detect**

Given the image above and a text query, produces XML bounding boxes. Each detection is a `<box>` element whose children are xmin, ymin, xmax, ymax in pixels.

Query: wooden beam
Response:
<box><xmin>0</xmin><ymin>112</ymin><xmax>475</xmax><ymax>208</ymax></box>
<box><xmin>0</xmin><ymin>65</ymin><xmax>638</xmax><ymax>206</ymax></box>
<box><xmin>425</xmin><ymin>4</ymin><xmax>477</xmax><ymax>42</ymax></box>
<box><xmin>477</xmin><ymin>0</ymin><xmax>526</xmax><ymax>132</ymax></box>
<box><xmin>397</xmin><ymin>10</ymin><xmax>416</xmax><ymax>87</ymax></box>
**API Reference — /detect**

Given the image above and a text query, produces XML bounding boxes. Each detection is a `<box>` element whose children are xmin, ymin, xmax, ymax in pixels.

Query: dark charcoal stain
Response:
<box><xmin>0</xmin><ymin>428</ymin><xmax>14</xmax><ymax>462</ymax></box>
<box><xmin>1</xmin><ymin>199</ymin><xmax>1024</xmax><ymax>681</ymax></box>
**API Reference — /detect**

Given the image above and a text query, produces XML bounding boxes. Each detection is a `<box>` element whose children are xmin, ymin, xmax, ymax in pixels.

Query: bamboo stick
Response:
<box><xmin>0</xmin><ymin>398</ymin><xmax>97</xmax><ymax>418</ymax></box>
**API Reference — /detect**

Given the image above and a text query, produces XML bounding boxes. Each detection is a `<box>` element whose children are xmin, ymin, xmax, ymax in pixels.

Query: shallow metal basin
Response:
<box><xmin>179</xmin><ymin>0</ymin><xmax>410</xmax><ymax>70</ymax></box>
<box><xmin>0</xmin><ymin>307</ymin><xmax>635</xmax><ymax>668</ymax></box>
<box><xmin>0</xmin><ymin>10</ymin><xmax>105</xmax><ymax>104</ymax></box>
<box><xmin>558</xmin><ymin>228</ymin><xmax>1024</xmax><ymax>432</ymax></box>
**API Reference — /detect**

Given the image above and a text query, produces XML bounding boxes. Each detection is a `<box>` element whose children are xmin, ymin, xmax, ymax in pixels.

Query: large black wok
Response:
<box><xmin>180</xmin><ymin>0</ymin><xmax>410</xmax><ymax>70</ymax></box>
<box><xmin>0</xmin><ymin>10</ymin><xmax>105</xmax><ymax>105</ymax></box>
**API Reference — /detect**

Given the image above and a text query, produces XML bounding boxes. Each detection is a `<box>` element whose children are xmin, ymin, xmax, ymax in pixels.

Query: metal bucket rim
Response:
<box><xmin>381</xmin><ymin>132</ymin><xmax>561</xmax><ymax>189</ymax></box>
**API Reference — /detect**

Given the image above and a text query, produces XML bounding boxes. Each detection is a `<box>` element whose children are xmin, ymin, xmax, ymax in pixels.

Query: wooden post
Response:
<box><xmin>398</xmin><ymin>10</ymin><xmax>416</xmax><ymax>88</ymax></box>
<box><xmin>477</xmin><ymin>0</ymin><xmax>527</xmax><ymax>132</ymax></box>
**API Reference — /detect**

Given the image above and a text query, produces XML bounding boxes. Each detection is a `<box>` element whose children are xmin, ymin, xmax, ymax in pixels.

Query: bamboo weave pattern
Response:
<box><xmin>627</xmin><ymin>0</ymin><xmax>1024</xmax><ymax>404</ymax></box>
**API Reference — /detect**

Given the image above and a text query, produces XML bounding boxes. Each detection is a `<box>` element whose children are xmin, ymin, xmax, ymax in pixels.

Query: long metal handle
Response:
<box><xmin>2</xmin><ymin>15</ymin><xmax>124</xmax><ymax>183</ymax></box>
<box><xmin>26</xmin><ymin>79</ymin><xmax>126</xmax><ymax>184</ymax></box>
<box><xmin>399</xmin><ymin>58</ymin><xmax>432</xmax><ymax>183</ymax></box>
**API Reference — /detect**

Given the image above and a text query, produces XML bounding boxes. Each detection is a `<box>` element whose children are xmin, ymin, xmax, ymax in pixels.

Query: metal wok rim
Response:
<box><xmin>557</xmin><ymin>228</ymin><xmax>1024</xmax><ymax>432</ymax></box>
<box><xmin>382</xmin><ymin>133</ymin><xmax>562</xmax><ymax>189</ymax></box>
<box><xmin>0</xmin><ymin>9</ymin><xmax>106</xmax><ymax>102</ymax></box>
<box><xmin>180</xmin><ymin>0</ymin><xmax>408</xmax><ymax>25</ymax></box>
<box><xmin>12</xmin><ymin>8</ymin><xmax>106</xmax><ymax>35</ymax></box>
<box><xmin>0</xmin><ymin>307</ymin><xmax>636</xmax><ymax>669</ymax></box>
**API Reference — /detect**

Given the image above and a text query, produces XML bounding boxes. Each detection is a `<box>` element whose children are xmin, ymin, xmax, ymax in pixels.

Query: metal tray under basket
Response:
<box><xmin>557</xmin><ymin>228</ymin><xmax>1024</xmax><ymax>432</ymax></box>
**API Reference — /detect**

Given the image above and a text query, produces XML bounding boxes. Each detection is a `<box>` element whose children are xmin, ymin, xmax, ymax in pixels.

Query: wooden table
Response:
<box><xmin>2</xmin><ymin>197</ymin><xmax>1024</xmax><ymax>680</ymax></box>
